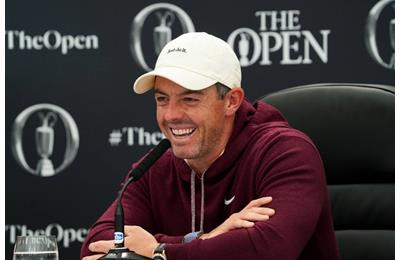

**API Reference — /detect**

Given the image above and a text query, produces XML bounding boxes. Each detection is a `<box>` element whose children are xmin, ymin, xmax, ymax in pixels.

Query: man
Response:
<box><xmin>81</xmin><ymin>32</ymin><xmax>339</xmax><ymax>259</ymax></box>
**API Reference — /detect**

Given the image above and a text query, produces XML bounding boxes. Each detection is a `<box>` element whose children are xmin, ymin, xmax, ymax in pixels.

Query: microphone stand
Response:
<box><xmin>100</xmin><ymin>139</ymin><xmax>171</xmax><ymax>259</ymax></box>
<box><xmin>99</xmin><ymin>177</ymin><xmax>151</xmax><ymax>259</ymax></box>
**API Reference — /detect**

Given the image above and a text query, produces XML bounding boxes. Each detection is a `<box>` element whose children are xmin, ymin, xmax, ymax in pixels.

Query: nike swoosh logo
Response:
<box><xmin>224</xmin><ymin>195</ymin><xmax>235</xmax><ymax>205</ymax></box>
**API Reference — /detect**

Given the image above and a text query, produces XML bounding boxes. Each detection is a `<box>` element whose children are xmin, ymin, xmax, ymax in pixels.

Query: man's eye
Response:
<box><xmin>155</xmin><ymin>96</ymin><xmax>168</xmax><ymax>104</ymax></box>
<box><xmin>183</xmin><ymin>97</ymin><xmax>199</xmax><ymax>103</ymax></box>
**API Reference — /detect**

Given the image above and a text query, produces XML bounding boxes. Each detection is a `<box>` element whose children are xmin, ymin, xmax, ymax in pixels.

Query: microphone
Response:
<box><xmin>100</xmin><ymin>139</ymin><xmax>171</xmax><ymax>260</ymax></box>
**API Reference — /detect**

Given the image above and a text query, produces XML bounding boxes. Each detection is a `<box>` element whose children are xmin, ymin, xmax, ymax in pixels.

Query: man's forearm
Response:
<box><xmin>164</xmin><ymin>222</ymin><xmax>303</xmax><ymax>260</ymax></box>
<box><xmin>80</xmin><ymin>223</ymin><xmax>114</xmax><ymax>258</ymax></box>
<box><xmin>154</xmin><ymin>233</ymin><xmax>184</xmax><ymax>244</ymax></box>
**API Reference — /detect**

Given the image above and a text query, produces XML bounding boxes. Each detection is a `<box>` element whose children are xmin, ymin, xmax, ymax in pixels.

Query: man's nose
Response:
<box><xmin>164</xmin><ymin>101</ymin><xmax>185</xmax><ymax>122</ymax></box>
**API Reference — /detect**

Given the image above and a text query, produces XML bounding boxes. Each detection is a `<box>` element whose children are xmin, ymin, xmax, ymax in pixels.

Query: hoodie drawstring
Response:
<box><xmin>190</xmin><ymin>170</ymin><xmax>205</xmax><ymax>232</ymax></box>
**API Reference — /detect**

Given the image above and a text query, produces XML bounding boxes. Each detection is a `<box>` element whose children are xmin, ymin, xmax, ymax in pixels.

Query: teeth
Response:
<box><xmin>171</xmin><ymin>128</ymin><xmax>195</xmax><ymax>136</ymax></box>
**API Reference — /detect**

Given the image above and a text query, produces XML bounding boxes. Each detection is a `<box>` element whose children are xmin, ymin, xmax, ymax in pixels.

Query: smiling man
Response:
<box><xmin>81</xmin><ymin>32</ymin><xmax>339</xmax><ymax>260</ymax></box>
<box><xmin>154</xmin><ymin>77</ymin><xmax>239</xmax><ymax>174</ymax></box>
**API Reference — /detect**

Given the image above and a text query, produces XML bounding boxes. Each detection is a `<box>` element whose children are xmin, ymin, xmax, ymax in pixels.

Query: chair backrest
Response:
<box><xmin>259</xmin><ymin>83</ymin><xmax>394</xmax><ymax>260</ymax></box>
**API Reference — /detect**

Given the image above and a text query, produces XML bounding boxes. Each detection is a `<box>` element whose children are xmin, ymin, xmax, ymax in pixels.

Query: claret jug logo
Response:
<box><xmin>365</xmin><ymin>0</ymin><xmax>395</xmax><ymax>69</ymax></box>
<box><xmin>130</xmin><ymin>3</ymin><xmax>195</xmax><ymax>71</ymax></box>
<box><xmin>11</xmin><ymin>104</ymin><xmax>80</xmax><ymax>177</ymax></box>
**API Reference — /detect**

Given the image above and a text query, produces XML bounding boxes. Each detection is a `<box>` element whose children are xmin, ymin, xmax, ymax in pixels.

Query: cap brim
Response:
<box><xmin>133</xmin><ymin>67</ymin><xmax>217</xmax><ymax>94</ymax></box>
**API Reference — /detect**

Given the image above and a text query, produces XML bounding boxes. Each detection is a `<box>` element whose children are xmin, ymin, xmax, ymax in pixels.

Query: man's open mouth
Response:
<box><xmin>171</xmin><ymin>128</ymin><xmax>196</xmax><ymax>137</ymax></box>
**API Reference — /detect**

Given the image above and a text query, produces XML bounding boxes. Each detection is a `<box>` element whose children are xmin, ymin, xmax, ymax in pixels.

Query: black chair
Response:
<box><xmin>259</xmin><ymin>83</ymin><xmax>394</xmax><ymax>260</ymax></box>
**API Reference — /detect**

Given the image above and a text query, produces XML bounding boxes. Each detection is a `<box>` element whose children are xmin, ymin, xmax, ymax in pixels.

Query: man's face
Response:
<box><xmin>154</xmin><ymin>77</ymin><xmax>231</xmax><ymax>163</ymax></box>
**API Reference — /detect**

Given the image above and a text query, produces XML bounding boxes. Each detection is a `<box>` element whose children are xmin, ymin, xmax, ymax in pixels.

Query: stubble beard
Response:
<box><xmin>173</xmin><ymin>125</ymin><xmax>224</xmax><ymax>162</ymax></box>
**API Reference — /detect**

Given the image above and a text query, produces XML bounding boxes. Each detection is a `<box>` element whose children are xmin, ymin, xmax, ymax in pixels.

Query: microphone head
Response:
<box><xmin>148</xmin><ymin>138</ymin><xmax>171</xmax><ymax>162</ymax></box>
<box><xmin>129</xmin><ymin>138</ymin><xmax>171</xmax><ymax>180</ymax></box>
<box><xmin>158</xmin><ymin>138</ymin><xmax>171</xmax><ymax>151</ymax></box>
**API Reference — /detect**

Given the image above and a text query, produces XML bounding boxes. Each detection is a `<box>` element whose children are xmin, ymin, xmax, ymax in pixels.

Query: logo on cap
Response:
<box><xmin>167</xmin><ymin>47</ymin><xmax>187</xmax><ymax>54</ymax></box>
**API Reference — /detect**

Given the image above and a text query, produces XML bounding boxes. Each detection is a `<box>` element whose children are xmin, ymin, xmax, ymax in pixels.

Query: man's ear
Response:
<box><xmin>225</xmin><ymin>87</ymin><xmax>245</xmax><ymax>116</ymax></box>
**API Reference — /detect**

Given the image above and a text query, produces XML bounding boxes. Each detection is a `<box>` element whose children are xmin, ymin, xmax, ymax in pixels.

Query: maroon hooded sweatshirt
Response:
<box><xmin>81</xmin><ymin>99</ymin><xmax>340</xmax><ymax>259</ymax></box>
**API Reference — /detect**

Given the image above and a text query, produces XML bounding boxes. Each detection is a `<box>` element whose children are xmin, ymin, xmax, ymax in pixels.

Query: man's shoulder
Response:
<box><xmin>245</xmin><ymin>121</ymin><xmax>318</xmax><ymax>154</ymax></box>
<box><xmin>250</xmin><ymin>120</ymin><xmax>312</xmax><ymax>141</ymax></box>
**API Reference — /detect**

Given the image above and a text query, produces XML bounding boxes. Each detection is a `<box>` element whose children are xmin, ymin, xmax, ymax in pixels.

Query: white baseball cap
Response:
<box><xmin>133</xmin><ymin>32</ymin><xmax>241</xmax><ymax>94</ymax></box>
